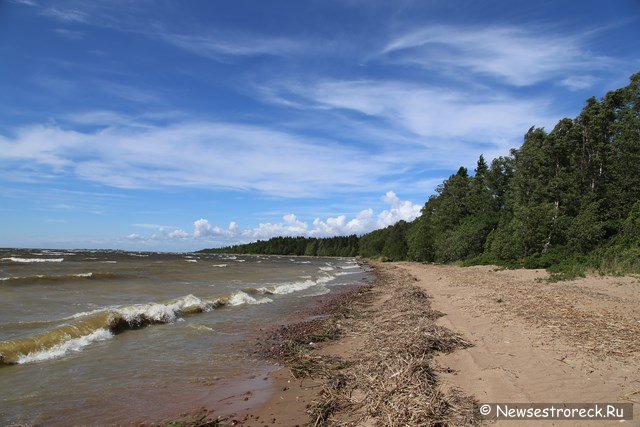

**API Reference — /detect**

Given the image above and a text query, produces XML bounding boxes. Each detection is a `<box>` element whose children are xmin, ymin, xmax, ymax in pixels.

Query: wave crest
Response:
<box><xmin>0</xmin><ymin>272</ymin><xmax>118</xmax><ymax>285</ymax></box>
<box><xmin>0</xmin><ymin>291</ymin><xmax>272</xmax><ymax>365</ymax></box>
<box><xmin>1</xmin><ymin>257</ymin><xmax>64</xmax><ymax>263</ymax></box>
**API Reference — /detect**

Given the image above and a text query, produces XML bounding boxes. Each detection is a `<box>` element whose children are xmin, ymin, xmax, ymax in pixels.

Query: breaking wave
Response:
<box><xmin>16</xmin><ymin>329</ymin><xmax>114</xmax><ymax>364</ymax></box>
<box><xmin>0</xmin><ymin>260</ymin><xmax>364</xmax><ymax>365</ymax></box>
<box><xmin>1</xmin><ymin>257</ymin><xmax>64</xmax><ymax>263</ymax></box>
<box><xmin>334</xmin><ymin>271</ymin><xmax>360</xmax><ymax>277</ymax></box>
<box><xmin>0</xmin><ymin>273</ymin><xmax>118</xmax><ymax>285</ymax></box>
<box><xmin>255</xmin><ymin>274</ymin><xmax>335</xmax><ymax>295</ymax></box>
<box><xmin>0</xmin><ymin>291</ymin><xmax>269</xmax><ymax>365</ymax></box>
<box><xmin>227</xmin><ymin>291</ymin><xmax>272</xmax><ymax>306</ymax></box>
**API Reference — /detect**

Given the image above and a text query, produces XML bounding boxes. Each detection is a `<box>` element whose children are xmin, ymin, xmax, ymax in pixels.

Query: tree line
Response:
<box><xmin>202</xmin><ymin>235</ymin><xmax>359</xmax><ymax>257</ymax></box>
<box><xmin>201</xmin><ymin>73</ymin><xmax>640</xmax><ymax>279</ymax></box>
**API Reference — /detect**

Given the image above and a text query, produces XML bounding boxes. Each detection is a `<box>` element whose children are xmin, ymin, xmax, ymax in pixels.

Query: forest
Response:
<box><xmin>201</xmin><ymin>73</ymin><xmax>640</xmax><ymax>280</ymax></box>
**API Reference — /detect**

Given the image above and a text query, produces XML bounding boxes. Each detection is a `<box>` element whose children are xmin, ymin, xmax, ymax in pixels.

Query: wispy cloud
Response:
<box><xmin>157</xmin><ymin>31</ymin><xmax>306</xmax><ymax>60</ymax></box>
<box><xmin>559</xmin><ymin>75</ymin><xmax>599</xmax><ymax>91</ymax></box>
<box><xmin>0</xmin><ymin>114</ymin><xmax>413</xmax><ymax>197</ymax></box>
<box><xmin>41</xmin><ymin>7</ymin><xmax>88</xmax><ymax>23</ymax></box>
<box><xmin>132</xmin><ymin>223</ymin><xmax>177</xmax><ymax>231</ymax></box>
<box><xmin>98</xmin><ymin>82</ymin><xmax>163</xmax><ymax>104</ymax></box>
<box><xmin>26</xmin><ymin>2</ymin><xmax>308</xmax><ymax>61</ymax></box>
<box><xmin>263</xmin><ymin>79</ymin><xmax>559</xmax><ymax>164</ymax></box>
<box><xmin>10</xmin><ymin>0</ymin><xmax>38</xmax><ymax>6</ymax></box>
<box><xmin>55</xmin><ymin>28</ymin><xmax>85</xmax><ymax>39</ymax></box>
<box><xmin>381</xmin><ymin>25</ymin><xmax>610</xmax><ymax>87</ymax></box>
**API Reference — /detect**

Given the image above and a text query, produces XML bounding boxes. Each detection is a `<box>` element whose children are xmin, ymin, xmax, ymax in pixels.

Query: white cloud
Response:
<box><xmin>189</xmin><ymin>191</ymin><xmax>421</xmax><ymax>245</ymax></box>
<box><xmin>265</xmin><ymin>79</ymin><xmax>558</xmax><ymax>164</ymax></box>
<box><xmin>381</xmin><ymin>26</ymin><xmax>609</xmax><ymax>87</ymax></box>
<box><xmin>11</xmin><ymin>0</ymin><xmax>38</xmax><ymax>6</ymax></box>
<box><xmin>168</xmin><ymin>229</ymin><xmax>189</xmax><ymax>239</ymax></box>
<box><xmin>0</xmin><ymin>117</ymin><xmax>405</xmax><ymax>197</ymax></box>
<box><xmin>193</xmin><ymin>219</ymin><xmax>217</xmax><ymax>237</ymax></box>
<box><xmin>379</xmin><ymin>190</ymin><xmax>422</xmax><ymax>226</ymax></box>
<box><xmin>308</xmin><ymin>191</ymin><xmax>421</xmax><ymax>236</ymax></box>
<box><xmin>559</xmin><ymin>75</ymin><xmax>598</xmax><ymax>91</ymax></box>
<box><xmin>158</xmin><ymin>32</ymin><xmax>305</xmax><ymax>60</ymax></box>
<box><xmin>41</xmin><ymin>7</ymin><xmax>88</xmax><ymax>23</ymax></box>
<box><xmin>121</xmin><ymin>191</ymin><xmax>422</xmax><ymax>246</ymax></box>
<box><xmin>29</xmin><ymin>2</ymin><xmax>308</xmax><ymax>60</ymax></box>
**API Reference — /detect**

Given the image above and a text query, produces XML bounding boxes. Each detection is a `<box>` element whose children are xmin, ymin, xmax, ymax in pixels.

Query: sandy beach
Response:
<box><xmin>214</xmin><ymin>262</ymin><xmax>640</xmax><ymax>426</ymax></box>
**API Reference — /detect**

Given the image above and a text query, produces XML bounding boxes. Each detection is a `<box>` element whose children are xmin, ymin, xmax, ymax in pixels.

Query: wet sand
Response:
<box><xmin>233</xmin><ymin>262</ymin><xmax>639</xmax><ymax>426</ymax></box>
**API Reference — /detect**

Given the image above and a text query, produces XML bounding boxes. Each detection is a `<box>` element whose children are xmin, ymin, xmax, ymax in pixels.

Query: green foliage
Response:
<box><xmin>406</xmin><ymin>214</ymin><xmax>434</xmax><ymax>261</ymax></box>
<box><xmin>567</xmin><ymin>200</ymin><xmax>606</xmax><ymax>253</ymax></box>
<box><xmin>201</xmin><ymin>73</ymin><xmax>640</xmax><ymax>279</ymax></box>
<box><xmin>381</xmin><ymin>221</ymin><xmax>409</xmax><ymax>261</ymax></box>
<box><xmin>200</xmin><ymin>235</ymin><xmax>359</xmax><ymax>257</ymax></box>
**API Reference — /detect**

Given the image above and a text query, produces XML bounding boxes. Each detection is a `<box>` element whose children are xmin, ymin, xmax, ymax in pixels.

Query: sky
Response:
<box><xmin>0</xmin><ymin>0</ymin><xmax>639</xmax><ymax>251</ymax></box>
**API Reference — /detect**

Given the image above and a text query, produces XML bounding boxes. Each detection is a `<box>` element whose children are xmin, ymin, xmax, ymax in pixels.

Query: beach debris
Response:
<box><xmin>256</xmin><ymin>265</ymin><xmax>478</xmax><ymax>426</ymax></box>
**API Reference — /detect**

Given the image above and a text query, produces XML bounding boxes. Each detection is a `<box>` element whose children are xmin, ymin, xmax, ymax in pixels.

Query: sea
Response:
<box><xmin>0</xmin><ymin>248</ymin><xmax>370</xmax><ymax>425</ymax></box>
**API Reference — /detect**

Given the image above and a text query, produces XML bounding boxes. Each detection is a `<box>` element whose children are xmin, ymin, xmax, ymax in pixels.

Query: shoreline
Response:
<box><xmin>163</xmin><ymin>261</ymin><xmax>640</xmax><ymax>426</ymax></box>
<box><xmin>228</xmin><ymin>262</ymin><xmax>478</xmax><ymax>426</ymax></box>
<box><xmin>158</xmin><ymin>280</ymin><xmax>375</xmax><ymax>426</ymax></box>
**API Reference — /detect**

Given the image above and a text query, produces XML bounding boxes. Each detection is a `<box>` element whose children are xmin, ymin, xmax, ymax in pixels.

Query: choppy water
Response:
<box><xmin>0</xmin><ymin>249</ymin><xmax>370</xmax><ymax>425</ymax></box>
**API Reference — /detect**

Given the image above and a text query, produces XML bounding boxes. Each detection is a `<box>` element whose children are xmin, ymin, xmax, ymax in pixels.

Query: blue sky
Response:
<box><xmin>0</xmin><ymin>0</ymin><xmax>638</xmax><ymax>251</ymax></box>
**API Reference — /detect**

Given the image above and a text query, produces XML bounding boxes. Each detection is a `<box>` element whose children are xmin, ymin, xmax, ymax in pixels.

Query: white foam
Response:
<box><xmin>187</xmin><ymin>323</ymin><xmax>214</xmax><ymax>333</ymax></box>
<box><xmin>317</xmin><ymin>275</ymin><xmax>336</xmax><ymax>284</ymax></box>
<box><xmin>185</xmin><ymin>259</ymin><xmax>198</xmax><ymax>263</ymax></box>
<box><xmin>67</xmin><ymin>308</ymin><xmax>108</xmax><ymax>319</ymax></box>
<box><xmin>2</xmin><ymin>257</ymin><xmax>64</xmax><ymax>263</ymax></box>
<box><xmin>0</xmin><ymin>272</ymin><xmax>94</xmax><ymax>283</ymax></box>
<box><xmin>102</xmin><ymin>261</ymin><xmax>117</xmax><ymax>264</ymax></box>
<box><xmin>259</xmin><ymin>277</ymin><xmax>328</xmax><ymax>295</ymax></box>
<box><xmin>0</xmin><ymin>275</ymin><xmax>46</xmax><ymax>282</ymax></box>
<box><xmin>16</xmin><ymin>329</ymin><xmax>113</xmax><ymax>364</ymax></box>
<box><xmin>335</xmin><ymin>271</ymin><xmax>359</xmax><ymax>276</ymax></box>
<box><xmin>73</xmin><ymin>272</ymin><xmax>93</xmax><ymax>278</ymax></box>
<box><xmin>212</xmin><ymin>264</ymin><xmax>228</xmax><ymax>268</ymax></box>
<box><xmin>117</xmin><ymin>294</ymin><xmax>208</xmax><ymax>324</ymax></box>
<box><xmin>319</xmin><ymin>266</ymin><xmax>334</xmax><ymax>272</ymax></box>
<box><xmin>305</xmin><ymin>285</ymin><xmax>330</xmax><ymax>297</ymax></box>
<box><xmin>228</xmin><ymin>291</ymin><xmax>272</xmax><ymax>306</ymax></box>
